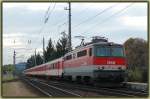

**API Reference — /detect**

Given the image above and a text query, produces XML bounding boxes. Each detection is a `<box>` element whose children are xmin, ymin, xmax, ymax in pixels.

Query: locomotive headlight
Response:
<box><xmin>102</xmin><ymin>66</ymin><xmax>104</xmax><ymax>69</ymax></box>
<box><xmin>118</xmin><ymin>67</ymin><xmax>121</xmax><ymax>69</ymax></box>
<box><xmin>98</xmin><ymin>66</ymin><xmax>104</xmax><ymax>70</ymax></box>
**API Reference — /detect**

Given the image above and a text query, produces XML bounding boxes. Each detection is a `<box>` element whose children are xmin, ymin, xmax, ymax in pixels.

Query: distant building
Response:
<box><xmin>15</xmin><ymin>62</ymin><xmax>27</xmax><ymax>74</ymax></box>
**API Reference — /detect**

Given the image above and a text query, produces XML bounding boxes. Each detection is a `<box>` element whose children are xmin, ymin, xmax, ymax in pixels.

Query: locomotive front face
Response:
<box><xmin>93</xmin><ymin>44</ymin><xmax>127</xmax><ymax>82</ymax></box>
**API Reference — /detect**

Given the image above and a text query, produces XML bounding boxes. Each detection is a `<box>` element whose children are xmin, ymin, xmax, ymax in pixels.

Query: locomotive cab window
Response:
<box><xmin>95</xmin><ymin>47</ymin><xmax>110</xmax><ymax>56</ymax></box>
<box><xmin>77</xmin><ymin>50</ymin><xmax>87</xmax><ymax>57</ymax></box>
<box><xmin>111</xmin><ymin>47</ymin><xmax>124</xmax><ymax>57</ymax></box>
<box><xmin>95</xmin><ymin>46</ymin><xmax>124</xmax><ymax>57</ymax></box>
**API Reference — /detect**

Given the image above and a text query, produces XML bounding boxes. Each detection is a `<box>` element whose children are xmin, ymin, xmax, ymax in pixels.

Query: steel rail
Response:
<box><xmin>40</xmin><ymin>79</ymin><xmax>147</xmax><ymax>97</ymax></box>
<box><xmin>22</xmin><ymin>78</ymin><xmax>52</xmax><ymax>96</ymax></box>
<box><xmin>24</xmin><ymin>77</ymin><xmax>81</xmax><ymax>97</ymax></box>
<box><xmin>23</xmin><ymin>76</ymin><xmax>148</xmax><ymax>97</ymax></box>
<box><xmin>45</xmin><ymin>80</ymin><xmax>136</xmax><ymax>97</ymax></box>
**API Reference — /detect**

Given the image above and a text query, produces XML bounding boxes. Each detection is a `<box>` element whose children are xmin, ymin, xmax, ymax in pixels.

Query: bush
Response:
<box><xmin>127</xmin><ymin>67</ymin><xmax>143</xmax><ymax>82</ymax></box>
<box><xmin>142</xmin><ymin>70</ymin><xmax>148</xmax><ymax>83</ymax></box>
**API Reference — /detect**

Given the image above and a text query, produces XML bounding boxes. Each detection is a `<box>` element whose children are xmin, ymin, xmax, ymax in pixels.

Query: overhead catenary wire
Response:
<box><xmin>38</xmin><ymin>3</ymin><xmax>56</xmax><ymax>35</ymax></box>
<box><xmin>72</xmin><ymin>3</ymin><xmax>118</xmax><ymax>29</ymax></box>
<box><xmin>49</xmin><ymin>3</ymin><xmax>69</xmax><ymax>27</ymax></box>
<box><xmin>57</xmin><ymin>21</ymin><xmax>68</xmax><ymax>33</ymax></box>
<box><xmin>44</xmin><ymin>4</ymin><xmax>51</xmax><ymax>19</ymax></box>
<box><xmin>42</xmin><ymin>3</ymin><xmax>69</xmax><ymax>36</ymax></box>
<box><xmin>82</xmin><ymin>3</ymin><xmax>134</xmax><ymax>34</ymax></box>
<box><xmin>42</xmin><ymin>3</ymin><xmax>69</xmax><ymax>44</ymax></box>
<box><xmin>34</xmin><ymin>3</ymin><xmax>57</xmax><ymax>57</ymax></box>
<box><xmin>71</xmin><ymin>5</ymin><xmax>90</xmax><ymax>18</ymax></box>
<box><xmin>44</xmin><ymin>3</ymin><xmax>56</xmax><ymax>24</ymax></box>
<box><xmin>9</xmin><ymin>4</ymin><xmax>57</xmax><ymax>64</ymax></box>
<box><xmin>38</xmin><ymin>4</ymin><xmax>51</xmax><ymax>34</ymax></box>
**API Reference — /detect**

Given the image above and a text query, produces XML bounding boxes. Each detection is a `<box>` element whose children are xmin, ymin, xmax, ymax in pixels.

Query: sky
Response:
<box><xmin>3</xmin><ymin>2</ymin><xmax>147</xmax><ymax>65</ymax></box>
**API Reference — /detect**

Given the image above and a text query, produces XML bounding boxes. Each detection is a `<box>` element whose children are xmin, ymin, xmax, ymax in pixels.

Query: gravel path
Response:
<box><xmin>2</xmin><ymin>80</ymin><xmax>44</xmax><ymax>97</ymax></box>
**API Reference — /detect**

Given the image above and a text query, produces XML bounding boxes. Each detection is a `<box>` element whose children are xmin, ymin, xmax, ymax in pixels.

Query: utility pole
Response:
<box><xmin>43</xmin><ymin>37</ymin><xmax>45</xmax><ymax>63</ymax></box>
<box><xmin>68</xmin><ymin>2</ymin><xmax>71</xmax><ymax>51</ymax></box>
<box><xmin>13</xmin><ymin>50</ymin><xmax>16</xmax><ymax>77</ymax></box>
<box><xmin>65</xmin><ymin>2</ymin><xmax>72</xmax><ymax>51</ymax></box>
<box><xmin>34</xmin><ymin>49</ymin><xmax>37</xmax><ymax>66</ymax></box>
<box><xmin>13</xmin><ymin>40</ymin><xmax>16</xmax><ymax>76</ymax></box>
<box><xmin>13</xmin><ymin>50</ymin><xmax>16</xmax><ymax>67</ymax></box>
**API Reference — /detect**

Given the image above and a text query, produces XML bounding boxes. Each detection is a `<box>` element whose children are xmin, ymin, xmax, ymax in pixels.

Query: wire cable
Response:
<box><xmin>44</xmin><ymin>3</ymin><xmax>56</xmax><ymax>24</ymax></box>
<box><xmin>38</xmin><ymin>3</ymin><xmax>56</xmax><ymax>35</ymax></box>
<box><xmin>72</xmin><ymin>3</ymin><xmax>118</xmax><ymax>29</ymax></box>
<box><xmin>44</xmin><ymin>4</ymin><xmax>51</xmax><ymax>19</ymax></box>
<box><xmin>82</xmin><ymin>3</ymin><xmax>134</xmax><ymax>34</ymax></box>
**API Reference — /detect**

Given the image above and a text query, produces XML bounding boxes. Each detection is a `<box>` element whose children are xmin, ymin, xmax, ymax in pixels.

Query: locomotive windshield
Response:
<box><xmin>95</xmin><ymin>46</ymin><xmax>124</xmax><ymax>57</ymax></box>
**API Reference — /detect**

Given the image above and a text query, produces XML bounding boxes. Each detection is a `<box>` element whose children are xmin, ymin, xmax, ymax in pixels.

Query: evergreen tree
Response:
<box><xmin>26</xmin><ymin>55</ymin><xmax>36</xmax><ymax>69</ymax></box>
<box><xmin>56</xmin><ymin>31</ymin><xmax>69</xmax><ymax>58</ymax></box>
<box><xmin>26</xmin><ymin>31</ymin><xmax>71</xmax><ymax>68</ymax></box>
<box><xmin>36</xmin><ymin>53</ymin><xmax>43</xmax><ymax>65</ymax></box>
<box><xmin>26</xmin><ymin>54</ymin><xmax>43</xmax><ymax>69</ymax></box>
<box><xmin>45</xmin><ymin>38</ymin><xmax>55</xmax><ymax>62</ymax></box>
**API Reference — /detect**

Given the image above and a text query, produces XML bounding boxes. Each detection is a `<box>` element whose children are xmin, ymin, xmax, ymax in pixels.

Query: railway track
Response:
<box><xmin>22</xmin><ymin>77</ymin><xmax>81</xmax><ymax>97</ymax></box>
<box><xmin>22</xmin><ymin>76</ymin><xmax>148</xmax><ymax>97</ymax></box>
<box><xmin>40</xmin><ymin>79</ymin><xmax>148</xmax><ymax>97</ymax></box>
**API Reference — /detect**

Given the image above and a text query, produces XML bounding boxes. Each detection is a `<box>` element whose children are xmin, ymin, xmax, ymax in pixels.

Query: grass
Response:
<box><xmin>2</xmin><ymin>73</ymin><xmax>18</xmax><ymax>82</ymax></box>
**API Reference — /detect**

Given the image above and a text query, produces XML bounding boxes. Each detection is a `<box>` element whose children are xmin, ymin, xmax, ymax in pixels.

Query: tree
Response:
<box><xmin>26</xmin><ymin>55</ymin><xmax>35</xmax><ymax>69</ymax></box>
<box><xmin>44</xmin><ymin>38</ymin><xmax>55</xmax><ymax>62</ymax></box>
<box><xmin>2</xmin><ymin>64</ymin><xmax>15</xmax><ymax>73</ymax></box>
<box><xmin>26</xmin><ymin>31</ymin><xmax>71</xmax><ymax>68</ymax></box>
<box><xmin>26</xmin><ymin>54</ymin><xmax>43</xmax><ymax>69</ymax></box>
<box><xmin>55</xmin><ymin>31</ymin><xmax>69</xmax><ymax>58</ymax></box>
<box><xmin>124</xmin><ymin>38</ymin><xmax>148</xmax><ymax>69</ymax></box>
<box><xmin>36</xmin><ymin>53</ymin><xmax>43</xmax><ymax>65</ymax></box>
<box><xmin>124</xmin><ymin>38</ymin><xmax>148</xmax><ymax>82</ymax></box>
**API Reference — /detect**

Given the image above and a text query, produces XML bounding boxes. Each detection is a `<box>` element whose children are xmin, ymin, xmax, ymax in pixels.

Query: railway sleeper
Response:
<box><xmin>83</xmin><ymin>76</ymin><xmax>92</xmax><ymax>85</ymax></box>
<box><xmin>76</xmin><ymin>76</ymin><xmax>83</xmax><ymax>84</ymax></box>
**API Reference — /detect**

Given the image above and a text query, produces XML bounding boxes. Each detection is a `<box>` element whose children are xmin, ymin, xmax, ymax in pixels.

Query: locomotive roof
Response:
<box><xmin>65</xmin><ymin>41</ymin><xmax>122</xmax><ymax>56</ymax></box>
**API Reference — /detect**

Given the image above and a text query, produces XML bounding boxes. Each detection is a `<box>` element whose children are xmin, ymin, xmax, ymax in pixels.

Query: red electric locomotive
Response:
<box><xmin>63</xmin><ymin>36</ymin><xmax>127</xmax><ymax>83</ymax></box>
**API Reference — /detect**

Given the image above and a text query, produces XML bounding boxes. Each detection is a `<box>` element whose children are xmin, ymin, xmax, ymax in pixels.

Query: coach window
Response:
<box><xmin>51</xmin><ymin>64</ymin><xmax>52</xmax><ymax>69</ymax></box>
<box><xmin>57</xmin><ymin>62</ymin><xmax>59</xmax><ymax>69</ymax></box>
<box><xmin>55</xmin><ymin>63</ymin><xmax>57</xmax><ymax>69</ymax></box>
<box><xmin>55</xmin><ymin>63</ymin><xmax>58</xmax><ymax>69</ymax></box>
<box><xmin>58</xmin><ymin>62</ymin><xmax>60</xmax><ymax>69</ymax></box>
<box><xmin>54</xmin><ymin>63</ymin><xmax>56</xmax><ymax>69</ymax></box>
<box><xmin>49</xmin><ymin>65</ymin><xmax>51</xmax><ymax>69</ymax></box>
<box><xmin>89</xmin><ymin>48</ymin><xmax>92</xmax><ymax>56</ymax></box>
<box><xmin>66</xmin><ymin>55</ymin><xmax>72</xmax><ymax>60</ymax></box>
<box><xmin>53</xmin><ymin>63</ymin><xmax>55</xmax><ymax>69</ymax></box>
<box><xmin>49</xmin><ymin>64</ymin><xmax>51</xmax><ymax>69</ymax></box>
<box><xmin>53</xmin><ymin>64</ymin><xmax>54</xmax><ymax>69</ymax></box>
<box><xmin>77</xmin><ymin>50</ymin><xmax>87</xmax><ymax>57</ymax></box>
<box><xmin>63</xmin><ymin>57</ymin><xmax>65</xmax><ymax>61</ymax></box>
<box><xmin>73</xmin><ymin>53</ymin><xmax>76</xmax><ymax>58</ymax></box>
